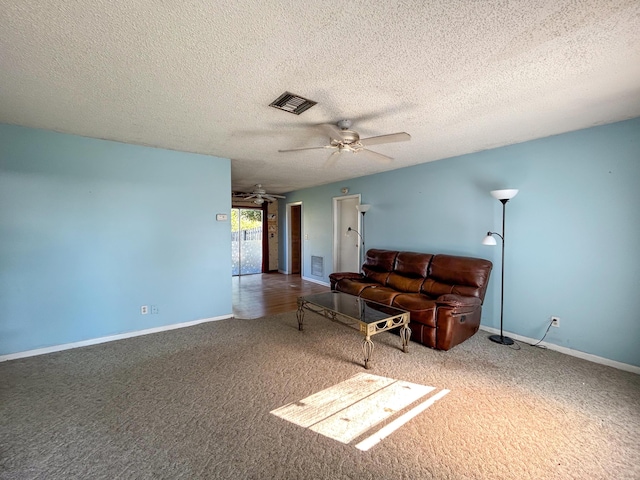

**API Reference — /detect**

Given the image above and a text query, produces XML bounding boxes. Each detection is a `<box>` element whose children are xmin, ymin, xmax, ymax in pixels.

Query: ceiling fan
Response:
<box><xmin>278</xmin><ymin>119</ymin><xmax>411</xmax><ymax>166</ymax></box>
<box><xmin>233</xmin><ymin>184</ymin><xmax>285</xmax><ymax>204</ymax></box>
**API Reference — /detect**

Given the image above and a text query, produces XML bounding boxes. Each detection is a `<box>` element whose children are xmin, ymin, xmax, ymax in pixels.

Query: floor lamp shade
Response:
<box><xmin>490</xmin><ymin>189</ymin><xmax>518</xmax><ymax>201</ymax></box>
<box><xmin>484</xmin><ymin>189</ymin><xmax>518</xmax><ymax>346</ymax></box>
<box><xmin>482</xmin><ymin>234</ymin><xmax>497</xmax><ymax>246</ymax></box>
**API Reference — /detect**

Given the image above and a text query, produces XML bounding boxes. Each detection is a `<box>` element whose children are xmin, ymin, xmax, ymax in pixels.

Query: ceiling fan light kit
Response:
<box><xmin>337</xmin><ymin>119</ymin><xmax>352</xmax><ymax>130</ymax></box>
<box><xmin>278</xmin><ymin>119</ymin><xmax>411</xmax><ymax>166</ymax></box>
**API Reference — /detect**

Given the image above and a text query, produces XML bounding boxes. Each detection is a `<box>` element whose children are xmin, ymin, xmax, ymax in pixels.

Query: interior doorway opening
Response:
<box><xmin>287</xmin><ymin>202</ymin><xmax>302</xmax><ymax>275</ymax></box>
<box><xmin>290</xmin><ymin>204</ymin><xmax>301</xmax><ymax>274</ymax></box>
<box><xmin>231</xmin><ymin>207</ymin><xmax>264</xmax><ymax>276</ymax></box>
<box><xmin>333</xmin><ymin>195</ymin><xmax>361</xmax><ymax>273</ymax></box>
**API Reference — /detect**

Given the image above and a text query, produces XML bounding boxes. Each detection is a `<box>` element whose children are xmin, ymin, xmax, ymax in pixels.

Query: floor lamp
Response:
<box><xmin>483</xmin><ymin>189</ymin><xmax>518</xmax><ymax>346</ymax></box>
<box><xmin>356</xmin><ymin>204</ymin><xmax>371</xmax><ymax>269</ymax></box>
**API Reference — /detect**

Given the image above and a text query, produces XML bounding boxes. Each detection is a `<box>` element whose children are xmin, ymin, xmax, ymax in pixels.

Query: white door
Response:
<box><xmin>333</xmin><ymin>195</ymin><xmax>361</xmax><ymax>273</ymax></box>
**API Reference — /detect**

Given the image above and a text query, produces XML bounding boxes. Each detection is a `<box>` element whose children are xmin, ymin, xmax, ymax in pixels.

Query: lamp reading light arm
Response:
<box><xmin>347</xmin><ymin>226</ymin><xmax>363</xmax><ymax>243</ymax></box>
<box><xmin>485</xmin><ymin>231</ymin><xmax>503</xmax><ymax>241</ymax></box>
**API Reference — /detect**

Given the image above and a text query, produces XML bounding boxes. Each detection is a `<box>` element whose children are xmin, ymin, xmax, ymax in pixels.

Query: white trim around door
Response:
<box><xmin>333</xmin><ymin>194</ymin><xmax>361</xmax><ymax>274</ymax></box>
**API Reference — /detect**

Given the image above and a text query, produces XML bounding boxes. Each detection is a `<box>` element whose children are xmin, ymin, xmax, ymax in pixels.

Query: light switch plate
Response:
<box><xmin>216</xmin><ymin>213</ymin><xmax>228</xmax><ymax>221</ymax></box>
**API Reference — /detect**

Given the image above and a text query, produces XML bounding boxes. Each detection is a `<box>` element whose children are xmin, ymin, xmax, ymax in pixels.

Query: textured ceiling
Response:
<box><xmin>1</xmin><ymin>1</ymin><xmax>639</xmax><ymax>194</ymax></box>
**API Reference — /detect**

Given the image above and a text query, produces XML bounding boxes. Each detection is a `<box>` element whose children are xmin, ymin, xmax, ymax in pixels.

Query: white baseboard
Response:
<box><xmin>9</xmin><ymin>316</ymin><xmax>635</xmax><ymax>375</ymax></box>
<box><xmin>479</xmin><ymin>325</ymin><xmax>640</xmax><ymax>375</ymax></box>
<box><xmin>0</xmin><ymin>314</ymin><xmax>233</xmax><ymax>363</ymax></box>
<box><xmin>275</xmin><ymin>270</ymin><xmax>330</xmax><ymax>288</ymax></box>
<box><xmin>301</xmin><ymin>275</ymin><xmax>330</xmax><ymax>287</ymax></box>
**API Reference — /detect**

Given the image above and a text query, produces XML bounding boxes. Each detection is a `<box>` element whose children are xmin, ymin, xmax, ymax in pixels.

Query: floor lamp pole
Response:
<box><xmin>489</xmin><ymin>198</ymin><xmax>514</xmax><ymax>345</ymax></box>
<box><xmin>360</xmin><ymin>211</ymin><xmax>365</xmax><ymax>267</ymax></box>
<box><xmin>500</xmin><ymin>199</ymin><xmax>511</xmax><ymax>343</ymax></box>
<box><xmin>356</xmin><ymin>204</ymin><xmax>371</xmax><ymax>271</ymax></box>
<box><xmin>483</xmin><ymin>189</ymin><xmax>518</xmax><ymax>346</ymax></box>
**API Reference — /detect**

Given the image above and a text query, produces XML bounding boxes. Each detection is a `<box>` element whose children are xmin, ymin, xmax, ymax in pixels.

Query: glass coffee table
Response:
<box><xmin>296</xmin><ymin>291</ymin><xmax>411</xmax><ymax>369</ymax></box>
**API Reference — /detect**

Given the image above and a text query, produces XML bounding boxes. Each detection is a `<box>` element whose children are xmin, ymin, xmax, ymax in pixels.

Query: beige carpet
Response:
<box><xmin>1</xmin><ymin>312</ymin><xmax>639</xmax><ymax>479</ymax></box>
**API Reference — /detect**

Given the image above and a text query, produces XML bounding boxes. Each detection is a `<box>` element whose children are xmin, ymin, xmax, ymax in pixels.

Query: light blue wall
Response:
<box><xmin>280</xmin><ymin>118</ymin><xmax>640</xmax><ymax>367</ymax></box>
<box><xmin>0</xmin><ymin>125</ymin><xmax>232</xmax><ymax>356</ymax></box>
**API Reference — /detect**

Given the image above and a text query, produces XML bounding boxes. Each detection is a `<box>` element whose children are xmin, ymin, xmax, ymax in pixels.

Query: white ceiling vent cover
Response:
<box><xmin>269</xmin><ymin>92</ymin><xmax>317</xmax><ymax>115</ymax></box>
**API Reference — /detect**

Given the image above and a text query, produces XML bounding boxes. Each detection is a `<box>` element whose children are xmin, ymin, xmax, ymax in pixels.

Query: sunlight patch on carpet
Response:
<box><xmin>271</xmin><ymin>372</ymin><xmax>448</xmax><ymax>449</ymax></box>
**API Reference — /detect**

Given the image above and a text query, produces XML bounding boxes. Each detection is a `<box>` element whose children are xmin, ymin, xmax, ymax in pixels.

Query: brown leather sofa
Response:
<box><xmin>329</xmin><ymin>249</ymin><xmax>493</xmax><ymax>351</ymax></box>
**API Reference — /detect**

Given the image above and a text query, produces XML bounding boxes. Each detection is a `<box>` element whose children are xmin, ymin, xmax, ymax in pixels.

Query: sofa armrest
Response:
<box><xmin>329</xmin><ymin>272</ymin><xmax>363</xmax><ymax>290</ymax></box>
<box><xmin>434</xmin><ymin>296</ymin><xmax>483</xmax><ymax>350</ymax></box>
<box><xmin>436</xmin><ymin>294</ymin><xmax>481</xmax><ymax>310</ymax></box>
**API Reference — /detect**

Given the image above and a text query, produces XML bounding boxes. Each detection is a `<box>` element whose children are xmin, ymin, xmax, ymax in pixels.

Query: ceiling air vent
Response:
<box><xmin>269</xmin><ymin>91</ymin><xmax>317</xmax><ymax>115</ymax></box>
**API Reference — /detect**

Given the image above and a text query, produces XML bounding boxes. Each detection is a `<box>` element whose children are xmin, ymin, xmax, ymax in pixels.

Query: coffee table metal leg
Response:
<box><xmin>400</xmin><ymin>325</ymin><xmax>411</xmax><ymax>353</ymax></box>
<box><xmin>297</xmin><ymin>306</ymin><xmax>305</xmax><ymax>331</ymax></box>
<box><xmin>362</xmin><ymin>336</ymin><xmax>374</xmax><ymax>369</ymax></box>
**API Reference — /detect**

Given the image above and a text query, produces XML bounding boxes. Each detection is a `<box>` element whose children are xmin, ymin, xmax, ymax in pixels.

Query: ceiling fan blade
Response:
<box><xmin>324</xmin><ymin>150</ymin><xmax>342</xmax><ymax>168</ymax></box>
<box><xmin>244</xmin><ymin>194</ymin><xmax>258</xmax><ymax>200</ymax></box>
<box><xmin>358</xmin><ymin>149</ymin><xmax>393</xmax><ymax>163</ymax></box>
<box><xmin>318</xmin><ymin>123</ymin><xmax>349</xmax><ymax>142</ymax></box>
<box><xmin>278</xmin><ymin>145</ymin><xmax>335</xmax><ymax>153</ymax></box>
<box><xmin>263</xmin><ymin>194</ymin><xmax>286</xmax><ymax>200</ymax></box>
<box><xmin>359</xmin><ymin>132</ymin><xmax>411</xmax><ymax>147</ymax></box>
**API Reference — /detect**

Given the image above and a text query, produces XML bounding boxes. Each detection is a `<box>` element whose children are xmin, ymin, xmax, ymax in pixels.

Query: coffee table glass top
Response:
<box><xmin>299</xmin><ymin>291</ymin><xmax>406</xmax><ymax>324</ymax></box>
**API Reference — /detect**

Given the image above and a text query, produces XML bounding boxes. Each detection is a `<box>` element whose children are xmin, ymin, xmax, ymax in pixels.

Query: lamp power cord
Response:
<box><xmin>529</xmin><ymin>318</ymin><xmax>554</xmax><ymax>348</ymax></box>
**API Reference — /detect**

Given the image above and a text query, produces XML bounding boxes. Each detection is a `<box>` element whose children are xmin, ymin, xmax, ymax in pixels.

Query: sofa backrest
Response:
<box><xmin>361</xmin><ymin>250</ymin><xmax>492</xmax><ymax>301</ymax></box>
<box><xmin>422</xmin><ymin>254</ymin><xmax>493</xmax><ymax>301</ymax></box>
<box><xmin>362</xmin><ymin>249</ymin><xmax>398</xmax><ymax>285</ymax></box>
<box><xmin>386</xmin><ymin>251</ymin><xmax>433</xmax><ymax>293</ymax></box>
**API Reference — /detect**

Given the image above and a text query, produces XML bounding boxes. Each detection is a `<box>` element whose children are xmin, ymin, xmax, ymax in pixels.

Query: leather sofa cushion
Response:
<box><xmin>363</xmin><ymin>249</ymin><xmax>398</xmax><ymax>271</ymax></box>
<box><xmin>394</xmin><ymin>251</ymin><xmax>432</xmax><ymax>277</ymax></box>
<box><xmin>336</xmin><ymin>278</ymin><xmax>376</xmax><ymax>296</ymax></box>
<box><xmin>392</xmin><ymin>294</ymin><xmax>437</xmax><ymax>328</ymax></box>
<box><xmin>386</xmin><ymin>272</ymin><xmax>424</xmax><ymax>293</ymax></box>
<box><xmin>422</xmin><ymin>254</ymin><xmax>493</xmax><ymax>299</ymax></box>
<box><xmin>386</xmin><ymin>251</ymin><xmax>432</xmax><ymax>293</ymax></box>
<box><xmin>361</xmin><ymin>267</ymin><xmax>390</xmax><ymax>286</ymax></box>
<box><xmin>359</xmin><ymin>285</ymin><xmax>400</xmax><ymax>306</ymax></box>
<box><xmin>328</xmin><ymin>271</ymin><xmax>362</xmax><ymax>289</ymax></box>
<box><xmin>362</xmin><ymin>249</ymin><xmax>397</xmax><ymax>285</ymax></box>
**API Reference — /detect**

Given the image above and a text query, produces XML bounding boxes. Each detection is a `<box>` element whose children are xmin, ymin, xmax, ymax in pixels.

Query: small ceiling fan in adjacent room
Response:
<box><xmin>232</xmin><ymin>184</ymin><xmax>286</xmax><ymax>204</ymax></box>
<box><xmin>278</xmin><ymin>119</ymin><xmax>411</xmax><ymax>166</ymax></box>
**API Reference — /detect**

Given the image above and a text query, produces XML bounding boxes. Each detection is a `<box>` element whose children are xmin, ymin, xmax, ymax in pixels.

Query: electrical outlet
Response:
<box><xmin>151</xmin><ymin>305</ymin><xmax>158</xmax><ymax>314</ymax></box>
<box><xmin>551</xmin><ymin>316</ymin><xmax>560</xmax><ymax>327</ymax></box>
<box><xmin>141</xmin><ymin>305</ymin><xmax>149</xmax><ymax>315</ymax></box>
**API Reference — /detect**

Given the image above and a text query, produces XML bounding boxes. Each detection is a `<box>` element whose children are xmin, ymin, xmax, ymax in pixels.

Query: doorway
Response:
<box><xmin>231</xmin><ymin>207</ymin><xmax>264</xmax><ymax>275</ymax></box>
<box><xmin>290</xmin><ymin>204</ymin><xmax>301</xmax><ymax>274</ymax></box>
<box><xmin>333</xmin><ymin>195</ymin><xmax>361</xmax><ymax>273</ymax></box>
<box><xmin>286</xmin><ymin>202</ymin><xmax>302</xmax><ymax>275</ymax></box>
